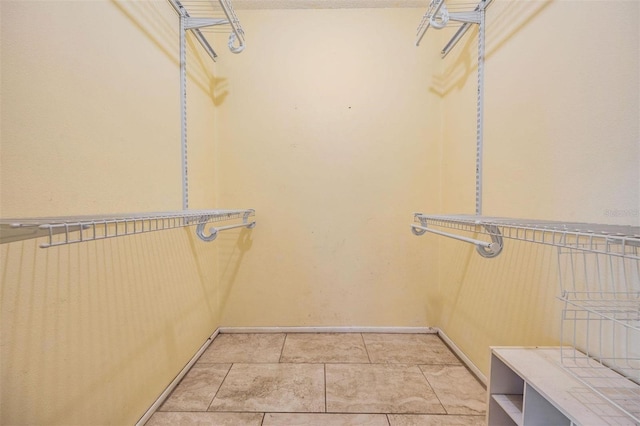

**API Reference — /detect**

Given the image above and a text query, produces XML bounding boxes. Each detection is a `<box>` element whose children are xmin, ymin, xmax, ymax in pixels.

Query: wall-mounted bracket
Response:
<box><xmin>195</xmin><ymin>209</ymin><xmax>256</xmax><ymax>242</ymax></box>
<box><xmin>411</xmin><ymin>214</ymin><xmax>503</xmax><ymax>258</ymax></box>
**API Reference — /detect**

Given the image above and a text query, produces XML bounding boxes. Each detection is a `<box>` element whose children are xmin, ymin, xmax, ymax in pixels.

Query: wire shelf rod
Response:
<box><xmin>411</xmin><ymin>224</ymin><xmax>493</xmax><ymax>248</ymax></box>
<box><xmin>412</xmin><ymin>214</ymin><xmax>640</xmax><ymax>259</ymax></box>
<box><xmin>0</xmin><ymin>209</ymin><xmax>256</xmax><ymax>248</ymax></box>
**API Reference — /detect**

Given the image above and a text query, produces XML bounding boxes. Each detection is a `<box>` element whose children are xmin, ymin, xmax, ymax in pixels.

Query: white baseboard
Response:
<box><xmin>437</xmin><ymin>329</ymin><xmax>487</xmax><ymax>385</ymax></box>
<box><xmin>218</xmin><ymin>326</ymin><xmax>438</xmax><ymax>334</ymax></box>
<box><xmin>135</xmin><ymin>328</ymin><xmax>220</xmax><ymax>426</ymax></box>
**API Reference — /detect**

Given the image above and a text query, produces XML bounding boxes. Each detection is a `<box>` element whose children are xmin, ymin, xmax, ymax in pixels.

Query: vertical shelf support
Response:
<box><xmin>476</xmin><ymin>4</ymin><xmax>486</xmax><ymax>215</ymax></box>
<box><xmin>416</xmin><ymin>0</ymin><xmax>492</xmax><ymax>216</ymax></box>
<box><xmin>179</xmin><ymin>11</ymin><xmax>189</xmax><ymax>210</ymax></box>
<box><xmin>167</xmin><ymin>0</ymin><xmax>246</xmax><ymax>210</ymax></box>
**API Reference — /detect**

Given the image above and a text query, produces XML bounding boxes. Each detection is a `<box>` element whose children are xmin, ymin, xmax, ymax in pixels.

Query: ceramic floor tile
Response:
<box><xmin>363</xmin><ymin>334</ymin><xmax>460</xmax><ymax>365</ymax></box>
<box><xmin>158</xmin><ymin>364</ymin><xmax>231</xmax><ymax>411</ymax></box>
<box><xmin>208</xmin><ymin>363</ymin><xmax>325</xmax><ymax>412</ymax></box>
<box><xmin>388</xmin><ymin>414</ymin><xmax>486</xmax><ymax>425</ymax></box>
<box><xmin>146</xmin><ymin>412</ymin><xmax>264</xmax><ymax>425</ymax></box>
<box><xmin>263</xmin><ymin>413</ymin><xmax>390</xmax><ymax>425</ymax></box>
<box><xmin>197</xmin><ymin>333</ymin><xmax>285</xmax><ymax>364</ymax></box>
<box><xmin>420</xmin><ymin>365</ymin><xmax>486</xmax><ymax>416</ymax></box>
<box><xmin>326</xmin><ymin>364</ymin><xmax>446</xmax><ymax>414</ymax></box>
<box><xmin>280</xmin><ymin>333</ymin><xmax>370</xmax><ymax>363</ymax></box>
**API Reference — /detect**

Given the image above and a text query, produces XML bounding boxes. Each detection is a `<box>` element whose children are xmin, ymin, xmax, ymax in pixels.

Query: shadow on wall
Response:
<box><xmin>0</xmin><ymin>230</ymin><xmax>219</xmax><ymax>424</ymax></box>
<box><xmin>210</xmin><ymin>76</ymin><xmax>229</xmax><ymax>106</ymax></box>
<box><xmin>437</xmin><ymin>233</ymin><xmax>561</xmax><ymax>370</ymax></box>
<box><xmin>214</xmin><ymin>228</ymin><xmax>254</xmax><ymax>321</ymax></box>
<box><xmin>110</xmin><ymin>0</ymin><xmax>222</xmax><ymax>102</ymax></box>
<box><xmin>429</xmin><ymin>0</ymin><xmax>554</xmax><ymax>97</ymax></box>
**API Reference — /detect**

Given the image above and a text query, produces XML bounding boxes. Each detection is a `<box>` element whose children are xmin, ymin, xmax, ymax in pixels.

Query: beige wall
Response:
<box><xmin>1</xmin><ymin>2</ymin><xmax>442</xmax><ymax>424</ymax></box>
<box><xmin>436</xmin><ymin>0</ymin><xmax>640</xmax><ymax>377</ymax></box>
<box><xmin>211</xmin><ymin>8</ymin><xmax>442</xmax><ymax>327</ymax></box>
<box><xmin>1</xmin><ymin>1</ymin><xmax>228</xmax><ymax>424</ymax></box>
<box><xmin>1</xmin><ymin>0</ymin><xmax>638</xmax><ymax>423</ymax></box>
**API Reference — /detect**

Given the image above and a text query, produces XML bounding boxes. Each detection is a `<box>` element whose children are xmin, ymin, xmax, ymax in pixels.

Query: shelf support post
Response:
<box><xmin>476</xmin><ymin>4</ymin><xmax>486</xmax><ymax>216</ymax></box>
<box><xmin>179</xmin><ymin>11</ymin><xmax>189</xmax><ymax>210</ymax></box>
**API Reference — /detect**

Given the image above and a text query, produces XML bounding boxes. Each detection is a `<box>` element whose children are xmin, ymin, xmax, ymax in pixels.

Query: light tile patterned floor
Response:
<box><xmin>147</xmin><ymin>333</ymin><xmax>486</xmax><ymax>426</ymax></box>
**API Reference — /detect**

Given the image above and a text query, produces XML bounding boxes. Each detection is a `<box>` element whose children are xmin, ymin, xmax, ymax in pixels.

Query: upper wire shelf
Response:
<box><xmin>411</xmin><ymin>214</ymin><xmax>640</xmax><ymax>259</ymax></box>
<box><xmin>168</xmin><ymin>0</ymin><xmax>246</xmax><ymax>60</ymax></box>
<box><xmin>0</xmin><ymin>209</ymin><xmax>255</xmax><ymax>248</ymax></box>
<box><xmin>416</xmin><ymin>0</ymin><xmax>492</xmax><ymax>57</ymax></box>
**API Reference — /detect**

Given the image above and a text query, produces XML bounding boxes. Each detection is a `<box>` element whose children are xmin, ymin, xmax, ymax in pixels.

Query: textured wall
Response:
<box><xmin>436</xmin><ymin>0</ymin><xmax>639</xmax><ymax>377</ymax></box>
<box><xmin>1</xmin><ymin>1</ymin><xmax>228</xmax><ymax>423</ymax></box>
<box><xmin>210</xmin><ymin>8</ymin><xmax>442</xmax><ymax>328</ymax></box>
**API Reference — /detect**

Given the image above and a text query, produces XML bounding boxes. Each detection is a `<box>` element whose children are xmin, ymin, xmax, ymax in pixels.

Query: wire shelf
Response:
<box><xmin>416</xmin><ymin>0</ymin><xmax>491</xmax><ymax>57</ymax></box>
<box><xmin>169</xmin><ymin>0</ymin><xmax>245</xmax><ymax>58</ymax></box>
<box><xmin>0</xmin><ymin>209</ymin><xmax>255</xmax><ymax>248</ymax></box>
<box><xmin>413</xmin><ymin>214</ymin><xmax>640</xmax><ymax>259</ymax></box>
<box><xmin>560</xmin><ymin>347</ymin><xmax>640</xmax><ymax>422</ymax></box>
<box><xmin>412</xmin><ymin>213</ymin><xmax>640</xmax><ymax>422</ymax></box>
<box><xmin>558</xmin><ymin>239</ymin><xmax>640</xmax><ymax>418</ymax></box>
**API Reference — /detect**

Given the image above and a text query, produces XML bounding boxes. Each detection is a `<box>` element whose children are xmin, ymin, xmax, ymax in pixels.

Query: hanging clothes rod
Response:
<box><xmin>196</xmin><ymin>220</ymin><xmax>256</xmax><ymax>242</ymax></box>
<box><xmin>411</xmin><ymin>217</ymin><xmax>503</xmax><ymax>258</ymax></box>
<box><xmin>411</xmin><ymin>224</ymin><xmax>491</xmax><ymax>248</ymax></box>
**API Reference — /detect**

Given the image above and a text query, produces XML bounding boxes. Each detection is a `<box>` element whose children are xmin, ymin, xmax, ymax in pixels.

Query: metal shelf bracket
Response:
<box><xmin>416</xmin><ymin>0</ymin><xmax>491</xmax><ymax>217</ymax></box>
<box><xmin>195</xmin><ymin>210</ymin><xmax>256</xmax><ymax>242</ymax></box>
<box><xmin>411</xmin><ymin>214</ymin><xmax>503</xmax><ymax>258</ymax></box>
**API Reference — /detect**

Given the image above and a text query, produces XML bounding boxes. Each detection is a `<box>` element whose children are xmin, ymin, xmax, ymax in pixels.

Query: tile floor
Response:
<box><xmin>146</xmin><ymin>333</ymin><xmax>487</xmax><ymax>425</ymax></box>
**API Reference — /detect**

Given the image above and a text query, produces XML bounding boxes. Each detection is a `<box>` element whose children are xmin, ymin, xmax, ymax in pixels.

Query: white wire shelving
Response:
<box><xmin>416</xmin><ymin>0</ymin><xmax>492</xmax><ymax>58</ymax></box>
<box><xmin>166</xmin><ymin>0</ymin><xmax>246</xmax><ymax>210</ymax></box>
<box><xmin>416</xmin><ymin>0</ymin><xmax>491</xmax><ymax>216</ymax></box>
<box><xmin>0</xmin><ymin>1</ymin><xmax>251</xmax><ymax>251</ymax></box>
<box><xmin>168</xmin><ymin>0</ymin><xmax>246</xmax><ymax>61</ymax></box>
<box><xmin>0</xmin><ymin>209</ymin><xmax>255</xmax><ymax>248</ymax></box>
<box><xmin>411</xmin><ymin>213</ymin><xmax>640</xmax><ymax>421</ymax></box>
<box><xmin>411</xmin><ymin>214</ymin><xmax>640</xmax><ymax>258</ymax></box>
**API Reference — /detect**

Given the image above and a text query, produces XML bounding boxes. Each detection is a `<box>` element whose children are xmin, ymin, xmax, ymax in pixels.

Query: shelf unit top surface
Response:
<box><xmin>491</xmin><ymin>347</ymin><xmax>640</xmax><ymax>425</ymax></box>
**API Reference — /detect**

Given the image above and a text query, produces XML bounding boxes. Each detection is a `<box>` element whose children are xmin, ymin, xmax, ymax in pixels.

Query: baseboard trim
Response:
<box><xmin>135</xmin><ymin>328</ymin><xmax>220</xmax><ymax>426</ymax></box>
<box><xmin>218</xmin><ymin>326</ymin><xmax>439</xmax><ymax>334</ymax></box>
<box><xmin>437</xmin><ymin>329</ymin><xmax>487</xmax><ymax>385</ymax></box>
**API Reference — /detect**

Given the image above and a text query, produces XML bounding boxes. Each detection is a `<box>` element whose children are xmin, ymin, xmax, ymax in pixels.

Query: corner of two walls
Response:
<box><xmin>434</xmin><ymin>0</ymin><xmax>640</xmax><ymax>378</ymax></box>
<box><xmin>1</xmin><ymin>1</ymin><xmax>226</xmax><ymax>424</ymax></box>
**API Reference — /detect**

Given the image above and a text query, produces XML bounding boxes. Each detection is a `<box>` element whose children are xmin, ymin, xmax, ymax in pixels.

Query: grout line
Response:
<box><xmin>260</xmin><ymin>412</ymin><xmax>265</xmax><ymax>426</ymax></box>
<box><xmin>324</xmin><ymin>364</ymin><xmax>328</xmax><ymax>413</ymax></box>
<box><xmin>206</xmin><ymin>363</ymin><xmax>233</xmax><ymax>412</ymax></box>
<box><xmin>279</xmin><ymin>334</ymin><xmax>287</xmax><ymax>363</ymax></box>
<box><xmin>418</xmin><ymin>365</ymin><xmax>448</xmax><ymax>415</ymax></box>
<box><xmin>386</xmin><ymin>413</ymin><xmax>391</xmax><ymax>426</ymax></box>
<box><xmin>360</xmin><ymin>333</ymin><xmax>372</xmax><ymax>363</ymax></box>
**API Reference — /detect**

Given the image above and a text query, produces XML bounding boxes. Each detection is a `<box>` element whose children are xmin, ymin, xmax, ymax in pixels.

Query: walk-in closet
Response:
<box><xmin>1</xmin><ymin>0</ymin><xmax>638</xmax><ymax>424</ymax></box>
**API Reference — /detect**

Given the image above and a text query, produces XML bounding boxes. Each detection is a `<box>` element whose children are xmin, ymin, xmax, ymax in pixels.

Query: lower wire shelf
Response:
<box><xmin>0</xmin><ymin>209</ymin><xmax>255</xmax><ymax>248</ymax></box>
